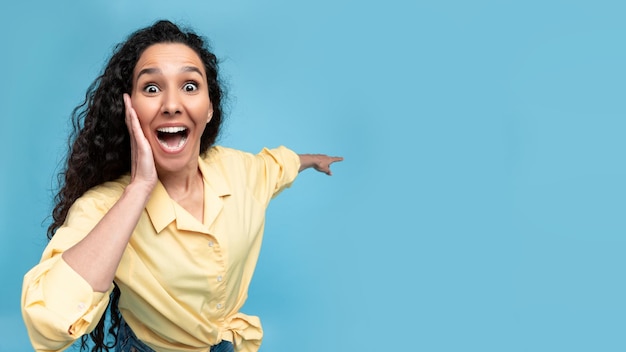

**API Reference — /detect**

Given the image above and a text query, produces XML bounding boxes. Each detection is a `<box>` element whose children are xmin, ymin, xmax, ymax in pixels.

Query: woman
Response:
<box><xmin>21</xmin><ymin>20</ymin><xmax>342</xmax><ymax>352</ymax></box>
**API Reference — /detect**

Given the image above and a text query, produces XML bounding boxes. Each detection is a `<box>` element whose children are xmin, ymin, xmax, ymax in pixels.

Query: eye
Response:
<box><xmin>183</xmin><ymin>82</ymin><xmax>198</xmax><ymax>92</ymax></box>
<box><xmin>143</xmin><ymin>84</ymin><xmax>160</xmax><ymax>94</ymax></box>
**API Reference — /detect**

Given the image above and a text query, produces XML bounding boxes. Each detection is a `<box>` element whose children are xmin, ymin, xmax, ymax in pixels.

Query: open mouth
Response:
<box><xmin>156</xmin><ymin>126</ymin><xmax>189</xmax><ymax>151</ymax></box>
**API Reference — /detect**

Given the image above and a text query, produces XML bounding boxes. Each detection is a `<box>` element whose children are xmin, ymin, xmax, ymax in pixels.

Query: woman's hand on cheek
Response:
<box><xmin>124</xmin><ymin>93</ymin><xmax>158</xmax><ymax>192</ymax></box>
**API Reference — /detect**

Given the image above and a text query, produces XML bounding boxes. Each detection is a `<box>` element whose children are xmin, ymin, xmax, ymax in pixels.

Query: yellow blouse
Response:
<box><xmin>22</xmin><ymin>146</ymin><xmax>300</xmax><ymax>352</ymax></box>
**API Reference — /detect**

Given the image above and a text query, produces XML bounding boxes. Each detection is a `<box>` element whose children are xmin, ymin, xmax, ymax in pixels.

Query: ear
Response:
<box><xmin>207</xmin><ymin>103</ymin><xmax>214</xmax><ymax>123</ymax></box>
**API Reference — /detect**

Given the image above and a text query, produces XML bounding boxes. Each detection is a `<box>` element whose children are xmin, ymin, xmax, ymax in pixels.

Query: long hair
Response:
<box><xmin>47</xmin><ymin>20</ymin><xmax>225</xmax><ymax>351</ymax></box>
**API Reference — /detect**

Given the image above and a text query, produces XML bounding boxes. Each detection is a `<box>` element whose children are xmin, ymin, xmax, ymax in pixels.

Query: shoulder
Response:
<box><xmin>69</xmin><ymin>175</ymin><xmax>130</xmax><ymax>216</ymax></box>
<box><xmin>201</xmin><ymin>145</ymin><xmax>298</xmax><ymax>171</ymax></box>
<box><xmin>202</xmin><ymin>145</ymin><xmax>252</xmax><ymax>162</ymax></box>
<box><xmin>200</xmin><ymin>146</ymin><xmax>299</xmax><ymax>201</ymax></box>
<box><xmin>203</xmin><ymin>145</ymin><xmax>297</xmax><ymax>162</ymax></box>
<box><xmin>85</xmin><ymin>175</ymin><xmax>130</xmax><ymax>199</ymax></box>
<box><xmin>201</xmin><ymin>146</ymin><xmax>258</xmax><ymax>172</ymax></box>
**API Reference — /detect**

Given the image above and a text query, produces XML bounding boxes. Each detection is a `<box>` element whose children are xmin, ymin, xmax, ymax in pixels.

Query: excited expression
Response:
<box><xmin>131</xmin><ymin>43</ymin><xmax>213</xmax><ymax>175</ymax></box>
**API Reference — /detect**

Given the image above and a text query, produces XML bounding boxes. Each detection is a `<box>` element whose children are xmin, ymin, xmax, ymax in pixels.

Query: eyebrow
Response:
<box><xmin>136</xmin><ymin>66</ymin><xmax>204</xmax><ymax>80</ymax></box>
<box><xmin>181</xmin><ymin>66</ymin><xmax>203</xmax><ymax>76</ymax></box>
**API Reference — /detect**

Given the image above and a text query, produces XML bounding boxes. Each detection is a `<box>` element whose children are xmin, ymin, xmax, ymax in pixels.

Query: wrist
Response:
<box><xmin>124</xmin><ymin>181</ymin><xmax>155</xmax><ymax>202</ymax></box>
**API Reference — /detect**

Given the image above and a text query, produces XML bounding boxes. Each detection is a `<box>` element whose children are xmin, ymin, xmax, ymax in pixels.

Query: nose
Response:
<box><xmin>161</xmin><ymin>90</ymin><xmax>182</xmax><ymax>116</ymax></box>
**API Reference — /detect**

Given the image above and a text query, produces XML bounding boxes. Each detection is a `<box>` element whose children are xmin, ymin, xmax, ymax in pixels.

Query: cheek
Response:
<box><xmin>139</xmin><ymin>120</ymin><xmax>153</xmax><ymax>138</ymax></box>
<box><xmin>129</xmin><ymin>100</ymin><xmax>155</xmax><ymax>137</ymax></box>
<box><xmin>131</xmin><ymin>98</ymin><xmax>156</xmax><ymax>123</ymax></box>
<box><xmin>187</xmin><ymin>98</ymin><xmax>211</xmax><ymax>120</ymax></box>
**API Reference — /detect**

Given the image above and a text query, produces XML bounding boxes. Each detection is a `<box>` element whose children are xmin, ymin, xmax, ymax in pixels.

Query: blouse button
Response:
<box><xmin>217</xmin><ymin>275</ymin><xmax>223</xmax><ymax>282</ymax></box>
<box><xmin>208</xmin><ymin>241</ymin><xmax>214</xmax><ymax>247</ymax></box>
<box><xmin>216</xmin><ymin>303</ymin><xmax>223</xmax><ymax>309</ymax></box>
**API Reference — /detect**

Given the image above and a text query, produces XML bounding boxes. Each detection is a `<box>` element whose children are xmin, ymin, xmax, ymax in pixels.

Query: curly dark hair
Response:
<box><xmin>47</xmin><ymin>20</ymin><xmax>225</xmax><ymax>352</ymax></box>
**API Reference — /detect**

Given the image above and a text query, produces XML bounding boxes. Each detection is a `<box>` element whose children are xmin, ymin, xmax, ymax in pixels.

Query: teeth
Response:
<box><xmin>157</xmin><ymin>126</ymin><xmax>187</xmax><ymax>133</ymax></box>
<box><xmin>158</xmin><ymin>135</ymin><xmax>188</xmax><ymax>150</ymax></box>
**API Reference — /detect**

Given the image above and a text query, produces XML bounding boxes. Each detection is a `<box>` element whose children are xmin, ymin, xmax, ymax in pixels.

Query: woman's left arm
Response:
<box><xmin>298</xmin><ymin>154</ymin><xmax>344</xmax><ymax>175</ymax></box>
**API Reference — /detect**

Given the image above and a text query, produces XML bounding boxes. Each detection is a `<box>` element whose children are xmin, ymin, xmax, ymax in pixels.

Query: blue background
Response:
<box><xmin>2</xmin><ymin>0</ymin><xmax>626</xmax><ymax>351</ymax></box>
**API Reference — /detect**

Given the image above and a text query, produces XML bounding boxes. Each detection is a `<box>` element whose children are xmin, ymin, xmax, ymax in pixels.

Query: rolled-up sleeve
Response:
<box><xmin>22</xmin><ymin>253</ymin><xmax>111</xmax><ymax>351</ymax></box>
<box><xmin>21</xmin><ymin>185</ymin><xmax>121</xmax><ymax>351</ymax></box>
<box><xmin>254</xmin><ymin>146</ymin><xmax>300</xmax><ymax>202</ymax></box>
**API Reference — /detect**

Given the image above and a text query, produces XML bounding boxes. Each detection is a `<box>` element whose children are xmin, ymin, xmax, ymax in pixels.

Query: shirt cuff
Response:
<box><xmin>44</xmin><ymin>258</ymin><xmax>110</xmax><ymax>334</ymax></box>
<box><xmin>261</xmin><ymin>146</ymin><xmax>300</xmax><ymax>197</ymax></box>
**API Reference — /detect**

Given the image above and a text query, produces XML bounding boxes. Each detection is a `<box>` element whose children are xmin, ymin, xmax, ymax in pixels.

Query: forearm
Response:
<box><xmin>62</xmin><ymin>183</ymin><xmax>152</xmax><ymax>292</ymax></box>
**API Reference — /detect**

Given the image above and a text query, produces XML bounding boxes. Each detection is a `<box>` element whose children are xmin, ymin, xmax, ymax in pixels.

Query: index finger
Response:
<box><xmin>329</xmin><ymin>156</ymin><xmax>344</xmax><ymax>164</ymax></box>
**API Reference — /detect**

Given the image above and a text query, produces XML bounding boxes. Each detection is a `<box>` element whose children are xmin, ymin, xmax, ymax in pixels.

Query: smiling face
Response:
<box><xmin>131</xmin><ymin>43</ymin><xmax>213</xmax><ymax>175</ymax></box>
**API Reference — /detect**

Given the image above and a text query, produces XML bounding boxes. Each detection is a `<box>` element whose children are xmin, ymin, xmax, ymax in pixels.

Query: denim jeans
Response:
<box><xmin>116</xmin><ymin>317</ymin><xmax>235</xmax><ymax>352</ymax></box>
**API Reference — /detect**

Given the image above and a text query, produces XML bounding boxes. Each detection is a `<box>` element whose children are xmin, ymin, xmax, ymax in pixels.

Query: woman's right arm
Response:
<box><xmin>62</xmin><ymin>94</ymin><xmax>156</xmax><ymax>292</ymax></box>
<box><xmin>21</xmin><ymin>95</ymin><xmax>156</xmax><ymax>351</ymax></box>
<box><xmin>61</xmin><ymin>182</ymin><xmax>153</xmax><ymax>291</ymax></box>
<box><xmin>21</xmin><ymin>182</ymin><xmax>149</xmax><ymax>351</ymax></box>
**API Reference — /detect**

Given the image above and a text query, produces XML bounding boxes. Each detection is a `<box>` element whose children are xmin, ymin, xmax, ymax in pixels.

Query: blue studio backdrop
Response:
<box><xmin>2</xmin><ymin>1</ymin><xmax>626</xmax><ymax>351</ymax></box>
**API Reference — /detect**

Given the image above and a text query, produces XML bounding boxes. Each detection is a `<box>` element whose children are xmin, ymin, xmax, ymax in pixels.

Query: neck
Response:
<box><xmin>157</xmin><ymin>164</ymin><xmax>203</xmax><ymax>201</ymax></box>
<box><xmin>157</xmin><ymin>164</ymin><xmax>205</xmax><ymax>223</ymax></box>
